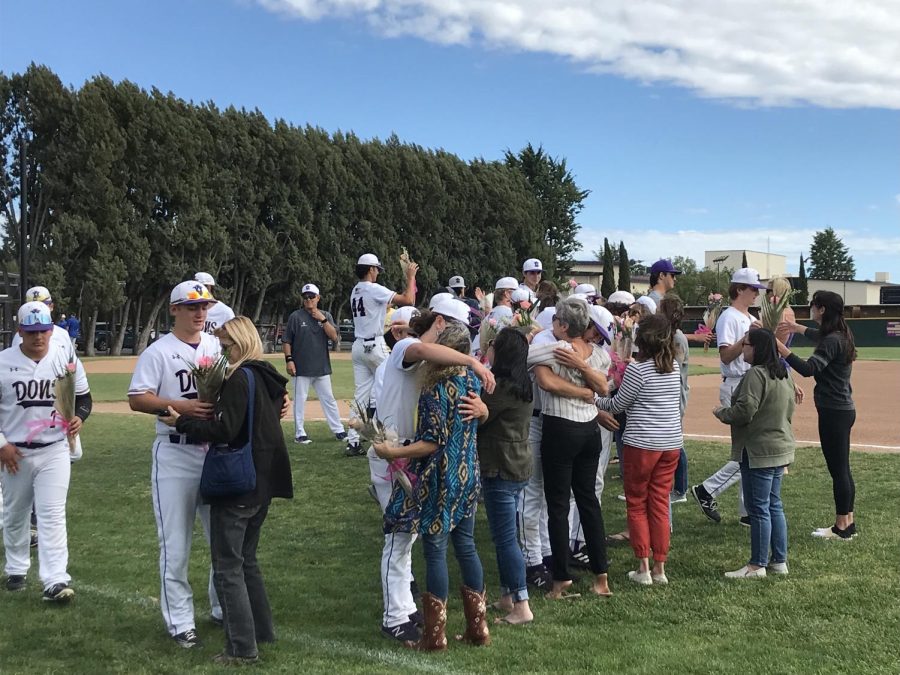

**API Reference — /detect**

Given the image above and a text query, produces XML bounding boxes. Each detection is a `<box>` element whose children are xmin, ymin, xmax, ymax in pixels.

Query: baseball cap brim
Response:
<box><xmin>19</xmin><ymin>322</ymin><xmax>53</xmax><ymax>332</ymax></box>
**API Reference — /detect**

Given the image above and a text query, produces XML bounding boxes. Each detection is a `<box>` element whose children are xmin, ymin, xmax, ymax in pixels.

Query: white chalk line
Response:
<box><xmin>78</xmin><ymin>582</ymin><xmax>456</xmax><ymax>673</ymax></box>
<box><xmin>684</xmin><ymin>433</ymin><xmax>900</xmax><ymax>452</ymax></box>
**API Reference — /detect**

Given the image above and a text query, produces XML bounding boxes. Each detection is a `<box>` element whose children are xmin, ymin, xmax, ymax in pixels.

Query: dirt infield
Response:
<box><xmin>87</xmin><ymin>354</ymin><xmax>899</xmax><ymax>453</ymax></box>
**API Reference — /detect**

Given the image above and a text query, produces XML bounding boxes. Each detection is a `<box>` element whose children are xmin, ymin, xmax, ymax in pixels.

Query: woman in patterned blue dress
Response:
<box><xmin>375</xmin><ymin>321</ymin><xmax>490</xmax><ymax>651</ymax></box>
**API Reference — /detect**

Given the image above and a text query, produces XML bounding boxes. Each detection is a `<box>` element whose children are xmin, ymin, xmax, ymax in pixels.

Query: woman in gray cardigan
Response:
<box><xmin>714</xmin><ymin>329</ymin><xmax>795</xmax><ymax>579</ymax></box>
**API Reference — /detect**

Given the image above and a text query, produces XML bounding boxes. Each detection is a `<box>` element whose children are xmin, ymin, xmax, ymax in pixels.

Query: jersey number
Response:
<box><xmin>351</xmin><ymin>297</ymin><xmax>366</xmax><ymax>318</ymax></box>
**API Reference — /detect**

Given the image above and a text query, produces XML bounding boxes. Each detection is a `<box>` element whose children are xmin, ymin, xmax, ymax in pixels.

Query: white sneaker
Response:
<box><xmin>724</xmin><ymin>565</ymin><xmax>767</xmax><ymax>579</ymax></box>
<box><xmin>651</xmin><ymin>572</ymin><xmax>669</xmax><ymax>585</ymax></box>
<box><xmin>812</xmin><ymin>525</ymin><xmax>855</xmax><ymax>540</ymax></box>
<box><xmin>669</xmin><ymin>492</ymin><xmax>688</xmax><ymax>504</ymax></box>
<box><xmin>617</xmin><ymin>494</ymin><xmax>626</xmax><ymax>501</ymax></box>
<box><xmin>627</xmin><ymin>569</ymin><xmax>653</xmax><ymax>586</ymax></box>
<box><xmin>767</xmin><ymin>562</ymin><xmax>789</xmax><ymax>575</ymax></box>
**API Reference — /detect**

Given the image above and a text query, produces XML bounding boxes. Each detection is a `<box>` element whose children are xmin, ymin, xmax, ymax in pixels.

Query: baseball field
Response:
<box><xmin>0</xmin><ymin>351</ymin><xmax>898</xmax><ymax>673</ymax></box>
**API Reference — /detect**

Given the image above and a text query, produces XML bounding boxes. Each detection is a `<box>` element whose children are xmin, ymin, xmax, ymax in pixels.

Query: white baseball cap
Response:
<box><xmin>429</xmin><ymin>292</ymin><xmax>455</xmax><ymax>309</ymax></box>
<box><xmin>536</xmin><ymin>307</ymin><xmax>556</xmax><ymax>330</ymax></box>
<box><xmin>357</xmin><ymin>253</ymin><xmax>384</xmax><ymax>270</ymax></box>
<box><xmin>195</xmin><ymin>272</ymin><xmax>215</xmax><ymax>286</ymax></box>
<box><xmin>636</xmin><ymin>296</ymin><xmax>657</xmax><ymax>314</ymax></box>
<box><xmin>523</xmin><ymin>258</ymin><xmax>543</xmax><ymax>273</ymax></box>
<box><xmin>607</xmin><ymin>290</ymin><xmax>636</xmax><ymax>305</ymax></box>
<box><xmin>495</xmin><ymin>277</ymin><xmax>519</xmax><ymax>290</ymax></box>
<box><xmin>391</xmin><ymin>306</ymin><xmax>420</xmax><ymax>325</ymax></box>
<box><xmin>449</xmin><ymin>275</ymin><xmax>465</xmax><ymax>288</ymax></box>
<box><xmin>301</xmin><ymin>283</ymin><xmax>320</xmax><ymax>296</ymax></box>
<box><xmin>511</xmin><ymin>288</ymin><xmax>532</xmax><ymax>303</ymax></box>
<box><xmin>730</xmin><ymin>267</ymin><xmax>768</xmax><ymax>289</ymax></box>
<box><xmin>574</xmin><ymin>283</ymin><xmax>596</xmax><ymax>297</ymax></box>
<box><xmin>17</xmin><ymin>301</ymin><xmax>54</xmax><ymax>332</ymax></box>
<box><xmin>588</xmin><ymin>305</ymin><xmax>615</xmax><ymax>344</ymax></box>
<box><xmin>25</xmin><ymin>286</ymin><xmax>52</xmax><ymax>304</ymax></box>
<box><xmin>431</xmin><ymin>297</ymin><xmax>470</xmax><ymax>326</ymax></box>
<box><xmin>170</xmin><ymin>280</ymin><xmax>217</xmax><ymax>306</ymax></box>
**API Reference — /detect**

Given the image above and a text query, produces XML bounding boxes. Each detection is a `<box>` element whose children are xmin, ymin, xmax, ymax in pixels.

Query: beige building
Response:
<box><xmin>806</xmin><ymin>278</ymin><xmax>896</xmax><ymax>306</ymax></box>
<box><xmin>569</xmin><ymin>260</ymin><xmax>650</xmax><ymax>296</ymax></box>
<box><xmin>705</xmin><ymin>250</ymin><xmax>786</xmax><ymax>278</ymax></box>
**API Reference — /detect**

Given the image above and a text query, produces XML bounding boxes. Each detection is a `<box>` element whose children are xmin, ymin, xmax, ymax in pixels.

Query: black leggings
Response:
<box><xmin>540</xmin><ymin>415</ymin><xmax>608</xmax><ymax>581</ymax></box>
<box><xmin>817</xmin><ymin>407</ymin><xmax>856</xmax><ymax>515</ymax></box>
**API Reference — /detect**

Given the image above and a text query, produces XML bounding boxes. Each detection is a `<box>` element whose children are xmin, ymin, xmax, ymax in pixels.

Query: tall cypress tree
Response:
<box><xmin>601</xmin><ymin>238</ymin><xmax>616</xmax><ymax>298</ymax></box>
<box><xmin>617</xmin><ymin>241</ymin><xmax>631</xmax><ymax>292</ymax></box>
<box><xmin>796</xmin><ymin>254</ymin><xmax>809</xmax><ymax>304</ymax></box>
<box><xmin>741</xmin><ymin>250</ymin><xmax>749</xmax><ymax>268</ymax></box>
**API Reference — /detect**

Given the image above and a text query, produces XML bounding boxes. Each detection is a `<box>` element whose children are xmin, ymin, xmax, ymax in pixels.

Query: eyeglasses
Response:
<box><xmin>302</xmin><ymin>294</ymin><xmax>316</xmax><ymax>300</ymax></box>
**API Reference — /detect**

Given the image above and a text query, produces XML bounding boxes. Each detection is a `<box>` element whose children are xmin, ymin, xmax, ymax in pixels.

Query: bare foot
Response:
<box><xmin>490</xmin><ymin>597</ymin><xmax>514</xmax><ymax>613</ymax></box>
<box><xmin>545</xmin><ymin>580</ymin><xmax>580</xmax><ymax>600</ymax></box>
<box><xmin>591</xmin><ymin>573</ymin><xmax>613</xmax><ymax>597</ymax></box>
<box><xmin>495</xmin><ymin>604</ymin><xmax>534</xmax><ymax>625</ymax></box>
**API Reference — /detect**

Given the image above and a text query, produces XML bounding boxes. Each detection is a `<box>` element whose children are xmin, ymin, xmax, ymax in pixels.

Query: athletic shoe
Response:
<box><xmin>526</xmin><ymin>564</ymin><xmax>553</xmax><ymax>589</ymax></box>
<box><xmin>210</xmin><ymin>614</ymin><xmax>224</xmax><ymax>627</ymax></box>
<box><xmin>812</xmin><ymin>525</ymin><xmax>856</xmax><ymax>540</ymax></box>
<box><xmin>627</xmin><ymin>569</ymin><xmax>653</xmax><ymax>586</ymax></box>
<box><xmin>724</xmin><ymin>565</ymin><xmax>766</xmax><ymax>579</ymax></box>
<box><xmin>5</xmin><ymin>575</ymin><xmax>27</xmax><ymax>592</ymax></box>
<box><xmin>739</xmin><ymin>516</ymin><xmax>751</xmax><ymax>527</ymax></box>
<box><xmin>408</xmin><ymin>610</ymin><xmax>424</xmax><ymax>627</ymax></box>
<box><xmin>381</xmin><ymin>620</ymin><xmax>421</xmax><ymax>643</ymax></box>
<box><xmin>42</xmin><ymin>583</ymin><xmax>75</xmax><ymax>602</ymax></box>
<box><xmin>294</xmin><ymin>435</ymin><xmax>311</xmax><ymax>445</ymax></box>
<box><xmin>768</xmin><ymin>562</ymin><xmax>789</xmax><ymax>575</ymax></box>
<box><xmin>335</xmin><ymin>432</ymin><xmax>348</xmax><ymax>441</ymax></box>
<box><xmin>651</xmin><ymin>572</ymin><xmax>669</xmax><ymax>585</ymax></box>
<box><xmin>617</xmin><ymin>494</ymin><xmax>626</xmax><ymax>501</ymax></box>
<box><xmin>212</xmin><ymin>652</ymin><xmax>259</xmax><ymax>665</ymax></box>
<box><xmin>173</xmin><ymin>628</ymin><xmax>202</xmax><ymax>649</ymax></box>
<box><xmin>670</xmin><ymin>492</ymin><xmax>688</xmax><ymax>504</ymax></box>
<box><xmin>690</xmin><ymin>484</ymin><xmax>721</xmax><ymax>523</ymax></box>
<box><xmin>344</xmin><ymin>442</ymin><xmax>364</xmax><ymax>457</ymax></box>
<box><xmin>569</xmin><ymin>548</ymin><xmax>591</xmax><ymax>570</ymax></box>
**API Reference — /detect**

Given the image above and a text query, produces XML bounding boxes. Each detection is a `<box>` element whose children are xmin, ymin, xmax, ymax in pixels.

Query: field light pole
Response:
<box><xmin>713</xmin><ymin>255</ymin><xmax>728</xmax><ymax>292</ymax></box>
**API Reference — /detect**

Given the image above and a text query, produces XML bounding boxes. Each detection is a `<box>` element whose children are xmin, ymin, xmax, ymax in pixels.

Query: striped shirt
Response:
<box><xmin>538</xmin><ymin>344</ymin><xmax>608</xmax><ymax>423</ymax></box>
<box><xmin>595</xmin><ymin>359</ymin><xmax>683</xmax><ymax>450</ymax></box>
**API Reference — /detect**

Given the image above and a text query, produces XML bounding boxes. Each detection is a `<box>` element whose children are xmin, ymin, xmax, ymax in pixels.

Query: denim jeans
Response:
<box><xmin>673</xmin><ymin>447</ymin><xmax>688</xmax><ymax>495</ymax></box>
<box><xmin>739</xmin><ymin>454</ymin><xmax>787</xmax><ymax>567</ymax></box>
<box><xmin>482</xmin><ymin>477</ymin><xmax>529</xmax><ymax>603</ymax></box>
<box><xmin>421</xmin><ymin>512</ymin><xmax>484</xmax><ymax>601</ymax></box>
<box><xmin>209</xmin><ymin>503</ymin><xmax>275</xmax><ymax>658</ymax></box>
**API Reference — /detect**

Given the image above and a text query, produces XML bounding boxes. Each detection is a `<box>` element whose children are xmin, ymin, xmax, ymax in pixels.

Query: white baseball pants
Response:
<box><xmin>293</xmin><ymin>375</ymin><xmax>345</xmax><ymax>438</ymax></box>
<box><xmin>368</xmin><ymin>452</ymin><xmax>394</xmax><ymax>511</ymax></box>
<box><xmin>517</xmin><ymin>416</ymin><xmax>551</xmax><ymax>567</ymax></box>
<box><xmin>700</xmin><ymin>377</ymin><xmax>747</xmax><ymax>517</ymax></box>
<box><xmin>1</xmin><ymin>441</ymin><xmax>71</xmax><ymax>590</ymax></box>
<box><xmin>151</xmin><ymin>439</ymin><xmax>222</xmax><ymax>636</ymax></box>
<box><xmin>381</xmin><ymin>530</ymin><xmax>418</xmax><ymax>628</ymax></box>
<box><xmin>348</xmin><ymin>337</ymin><xmax>389</xmax><ymax>446</ymax></box>
<box><xmin>569</xmin><ymin>426</ymin><xmax>613</xmax><ymax>547</ymax></box>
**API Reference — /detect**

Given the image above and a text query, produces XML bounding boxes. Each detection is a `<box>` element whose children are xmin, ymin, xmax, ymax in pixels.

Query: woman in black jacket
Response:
<box><xmin>162</xmin><ymin>316</ymin><xmax>292</xmax><ymax>665</ymax></box>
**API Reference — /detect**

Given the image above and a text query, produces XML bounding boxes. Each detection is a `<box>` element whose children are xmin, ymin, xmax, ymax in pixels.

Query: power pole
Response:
<box><xmin>18</xmin><ymin>137</ymin><xmax>28</xmax><ymax>306</ymax></box>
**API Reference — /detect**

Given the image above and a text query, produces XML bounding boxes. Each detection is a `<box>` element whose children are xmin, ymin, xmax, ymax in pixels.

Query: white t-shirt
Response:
<box><xmin>0</xmin><ymin>345</ymin><xmax>89</xmax><ymax>449</ymax></box>
<box><xmin>127</xmin><ymin>332</ymin><xmax>221</xmax><ymax>436</ymax></box>
<box><xmin>530</xmin><ymin>329</ymin><xmax>558</xmax><ymax>412</ymax></box>
<box><xmin>350</xmin><ymin>281</ymin><xmax>395</xmax><ymax>340</ymax></box>
<box><xmin>205</xmin><ymin>301</ymin><xmax>236</xmax><ymax>335</ymax></box>
<box><xmin>716</xmin><ymin>306</ymin><xmax>753</xmax><ymax>379</ymax></box>
<box><xmin>11</xmin><ymin>325</ymin><xmax>75</xmax><ymax>362</ymax></box>
<box><xmin>373</xmin><ymin>337</ymin><xmax>422</xmax><ymax>441</ymax></box>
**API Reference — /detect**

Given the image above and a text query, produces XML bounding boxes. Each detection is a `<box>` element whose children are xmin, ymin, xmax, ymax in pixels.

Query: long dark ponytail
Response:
<box><xmin>812</xmin><ymin>290</ymin><xmax>857</xmax><ymax>363</ymax></box>
<box><xmin>490</xmin><ymin>328</ymin><xmax>533</xmax><ymax>402</ymax></box>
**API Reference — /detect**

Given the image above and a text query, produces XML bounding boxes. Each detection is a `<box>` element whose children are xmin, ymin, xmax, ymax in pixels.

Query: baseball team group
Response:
<box><xmin>0</xmin><ymin>255</ymin><xmax>858</xmax><ymax>663</ymax></box>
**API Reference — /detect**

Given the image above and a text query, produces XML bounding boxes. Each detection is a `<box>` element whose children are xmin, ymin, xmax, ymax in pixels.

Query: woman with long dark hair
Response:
<box><xmin>777</xmin><ymin>290</ymin><xmax>858</xmax><ymax>540</ymax></box>
<box><xmin>714</xmin><ymin>329</ymin><xmax>795</xmax><ymax>578</ymax></box>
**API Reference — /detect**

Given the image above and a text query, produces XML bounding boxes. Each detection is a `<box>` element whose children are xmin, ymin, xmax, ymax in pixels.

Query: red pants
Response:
<box><xmin>622</xmin><ymin>445</ymin><xmax>680</xmax><ymax>562</ymax></box>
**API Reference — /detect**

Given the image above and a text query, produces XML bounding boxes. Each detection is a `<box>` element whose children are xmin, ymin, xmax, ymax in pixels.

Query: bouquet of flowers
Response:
<box><xmin>179</xmin><ymin>353</ymin><xmax>228</xmax><ymax>402</ymax></box>
<box><xmin>477</xmin><ymin>315</ymin><xmax>507</xmax><ymax>359</ymax></box>
<box><xmin>760</xmin><ymin>288</ymin><xmax>793</xmax><ymax>331</ymax></box>
<box><xmin>399</xmin><ymin>247</ymin><xmax>416</xmax><ymax>276</ymax></box>
<box><xmin>611</xmin><ymin>317</ymin><xmax>633</xmax><ymax>362</ymax></box>
<box><xmin>702</xmin><ymin>293</ymin><xmax>725</xmax><ymax>352</ymax></box>
<box><xmin>53</xmin><ymin>358</ymin><xmax>78</xmax><ymax>455</ymax></box>
<box><xmin>608</xmin><ymin>349</ymin><xmax>629</xmax><ymax>390</ymax></box>
<box><xmin>347</xmin><ymin>399</ymin><xmax>415</xmax><ymax>496</ymax></box>
<box><xmin>511</xmin><ymin>302</ymin><xmax>535</xmax><ymax>334</ymax></box>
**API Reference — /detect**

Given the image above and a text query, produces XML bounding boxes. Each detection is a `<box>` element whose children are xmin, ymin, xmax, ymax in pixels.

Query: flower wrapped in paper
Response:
<box><xmin>53</xmin><ymin>359</ymin><xmax>78</xmax><ymax>454</ymax></box>
<box><xmin>179</xmin><ymin>353</ymin><xmax>228</xmax><ymax>402</ymax></box>
<box><xmin>347</xmin><ymin>399</ymin><xmax>415</xmax><ymax>496</ymax></box>
<box><xmin>760</xmin><ymin>288</ymin><xmax>793</xmax><ymax>331</ymax></box>
<box><xmin>702</xmin><ymin>293</ymin><xmax>725</xmax><ymax>352</ymax></box>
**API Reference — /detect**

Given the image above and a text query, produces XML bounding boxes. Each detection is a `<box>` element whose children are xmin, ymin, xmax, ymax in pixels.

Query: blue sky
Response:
<box><xmin>2</xmin><ymin>0</ymin><xmax>898</xmax><ymax>280</ymax></box>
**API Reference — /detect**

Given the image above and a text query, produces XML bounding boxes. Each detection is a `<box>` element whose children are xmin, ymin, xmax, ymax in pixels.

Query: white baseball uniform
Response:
<box><xmin>0</xmin><ymin>345</ymin><xmax>88</xmax><ymax>590</ymax></box>
<box><xmin>204</xmin><ymin>301</ymin><xmax>235</xmax><ymax>335</ymax></box>
<box><xmin>347</xmin><ymin>281</ymin><xmax>394</xmax><ymax>446</ymax></box>
<box><xmin>128</xmin><ymin>332</ymin><xmax>223</xmax><ymax>635</ymax></box>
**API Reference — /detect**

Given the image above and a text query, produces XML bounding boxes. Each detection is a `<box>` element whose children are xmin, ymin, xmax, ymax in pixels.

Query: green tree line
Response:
<box><xmin>1</xmin><ymin>66</ymin><xmax>587</xmax><ymax>353</ymax></box>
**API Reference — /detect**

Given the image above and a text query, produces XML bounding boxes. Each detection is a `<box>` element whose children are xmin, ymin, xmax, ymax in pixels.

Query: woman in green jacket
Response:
<box><xmin>714</xmin><ymin>328</ymin><xmax>795</xmax><ymax>579</ymax></box>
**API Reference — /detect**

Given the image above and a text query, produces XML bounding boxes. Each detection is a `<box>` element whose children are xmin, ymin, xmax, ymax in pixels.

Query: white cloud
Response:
<box><xmin>256</xmin><ymin>0</ymin><xmax>900</xmax><ymax>108</ymax></box>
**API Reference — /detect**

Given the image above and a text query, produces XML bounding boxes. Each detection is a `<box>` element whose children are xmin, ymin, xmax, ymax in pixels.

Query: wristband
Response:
<box><xmin>319</xmin><ymin>318</ymin><xmax>328</xmax><ymax>324</ymax></box>
<box><xmin>285</xmin><ymin>354</ymin><xmax>293</xmax><ymax>364</ymax></box>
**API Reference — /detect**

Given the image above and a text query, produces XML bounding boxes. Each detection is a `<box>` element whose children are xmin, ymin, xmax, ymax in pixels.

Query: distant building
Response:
<box><xmin>705</xmin><ymin>250</ymin><xmax>786</xmax><ymax>278</ymax></box>
<box><xmin>569</xmin><ymin>260</ymin><xmax>650</xmax><ymax>297</ymax></box>
<box><xmin>804</xmin><ymin>276</ymin><xmax>898</xmax><ymax>306</ymax></box>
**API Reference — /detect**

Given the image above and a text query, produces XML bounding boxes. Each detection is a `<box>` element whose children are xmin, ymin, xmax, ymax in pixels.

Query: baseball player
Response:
<box><xmin>520</xmin><ymin>258</ymin><xmax>543</xmax><ymax>301</ymax></box>
<box><xmin>195</xmin><ymin>273</ymin><xmax>236</xmax><ymax>335</ymax></box>
<box><xmin>345</xmin><ymin>253</ymin><xmax>418</xmax><ymax>456</ymax></box>
<box><xmin>127</xmin><ymin>280</ymin><xmax>223</xmax><ymax>648</ymax></box>
<box><xmin>283</xmin><ymin>283</ymin><xmax>346</xmax><ymax>444</ymax></box>
<box><xmin>1</xmin><ymin>302</ymin><xmax>91</xmax><ymax>602</ymax></box>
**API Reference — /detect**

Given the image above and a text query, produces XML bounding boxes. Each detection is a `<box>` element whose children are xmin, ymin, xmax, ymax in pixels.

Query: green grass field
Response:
<box><xmin>690</xmin><ymin>346</ymin><xmax>900</xmax><ymax>361</ymax></box>
<box><xmin>1</xmin><ymin>416</ymin><xmax>898</xmax><ymax>674</ymax></box>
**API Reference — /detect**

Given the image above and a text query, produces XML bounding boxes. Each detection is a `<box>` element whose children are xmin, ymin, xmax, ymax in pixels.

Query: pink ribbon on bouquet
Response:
<box><xmin>24</xmin><ymin>411</ymin><xmax>70</xmax><ymax>444</ymax></box>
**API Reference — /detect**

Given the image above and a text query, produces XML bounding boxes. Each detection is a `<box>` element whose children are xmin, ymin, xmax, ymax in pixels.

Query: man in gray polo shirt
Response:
<box><xmin>283</xmin><ymin>283</ymin><xmax>347</xmax><ymax>445</ymax></box>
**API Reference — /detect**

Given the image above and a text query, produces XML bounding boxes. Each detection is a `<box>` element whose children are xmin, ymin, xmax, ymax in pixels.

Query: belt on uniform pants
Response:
<box><xmin>13</xmin><ymin>440</ymin><xmax>54</xmax><ymax>449</ymax></box>
<box><xmin>358</xmin><ymin>336</ymin><xmax>377</xmax><ymax>342</ymax></box>
<box><xmin>168</xmin><ymin>434</ymin><xmax>203</xmax><ymax>445</ymax></box>
<box><xmin>532</xmin><ymin>409</ymin><xmax>542</xmax><ymax>417</ymax></box>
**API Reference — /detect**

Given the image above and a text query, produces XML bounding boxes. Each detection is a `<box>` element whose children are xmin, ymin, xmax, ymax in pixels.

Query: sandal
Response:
<box><xmin>606</xmin><ymin>532</ymin><xmax>630</xmax><ymax>543</ymax></box>
<box><xmin>494</xmin><ymin>615</ymin><xmax>534</xmax><ymax>626</ymax></box>
<box><xmin>545</xmin><ymin>590</ymin><xmax>581</xmax><ymax>600</ymax></box>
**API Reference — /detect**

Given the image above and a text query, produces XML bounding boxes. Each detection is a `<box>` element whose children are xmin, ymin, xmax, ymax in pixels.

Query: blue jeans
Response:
<box><xmin>421</xmin><ymin>512</ymin><xmax>484</xmax><ymax>601</ymax></box>
<box><xmin>739</xmin><ymin>454</ymin><xmax>787</xmax><ymax>567</ymax></box>
<box><xmin>673</xmin><ymin>447</ymin><xmax>688</xmax><ymax>495</ymax></box>
<box><xmin>482</xmin><ymin>477</ymin><xmax>529</xmax><ymax>603</ymax></box>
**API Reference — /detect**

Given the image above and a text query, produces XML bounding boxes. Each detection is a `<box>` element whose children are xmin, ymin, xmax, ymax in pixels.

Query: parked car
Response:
<box><xmin>77</xmin><ymin>325</ymin><xmax>150</xmax><ymax>353</ymax></box>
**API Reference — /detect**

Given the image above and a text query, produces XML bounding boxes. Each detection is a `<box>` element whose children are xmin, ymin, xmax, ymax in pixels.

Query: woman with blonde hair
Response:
<box><xmin>161</xmin><ymin>316</ymin><xmax>293</xmax><ymax>665</ymax></box>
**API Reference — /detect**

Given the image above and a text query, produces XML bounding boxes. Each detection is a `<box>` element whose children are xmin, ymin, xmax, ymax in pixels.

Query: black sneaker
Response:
<box><xmin>739</xmin><ymin>516</ymin><xmax>751</xmax><ymax>527</ymax></box>
<box><xmin>542</xmin><ymin>555</ymin><xmax>554</xmax><ymax>569</ymax></box>
<box><xmin>210</xmin><ymin>614</ymin><xmax>224</xmax><ymax>627</ymax></box>
<box><xmin>30</xmin><ymin>528</ymin><xmax>38</xmax><ymax>548</ymax></box>
<box><xmin>212</xmin><ymin>652</ymin><xmax>258</xmax><ymax>665</ymax></box>
<box><xmin>294</xmin><ymin>435</ymin><xmax>311</xmax><ymax>445</ymax></box>
<box><xmin>526</xmin><ymin>564</ymin><xmax>553</xmax><ymax>589</ymax></box>
<box><xmin>408</xmin><ymin>610</ymin><xmax>424</xmax><ymax>627</ymax></box>
<box><xmin>381</xmin><ymin>620</ymin><xmax>421</xmax><ymax>643</ymax></box>
<box><xmin>42</xmin><ymin>583</ymin><xmax>75</xmax><ymax>603</ymax></box>
<box><xmin>173</xmin><ymin>628</ymin><xmax>201</xmax><ymax>649</ymax></box>
<box><xmin>5</xmin><ymin>575</ymin><xmax>27</xmax><ymax>592</ymax></box>
<box><xmin>690</xmin><ymin>484</ymin><xmax>721</xmax><ymax>523</ymax></box>
<box><xmin>335</xmin><ymin>432</ymin><xmax>348</xmax><ymax>441</ymax></box>
<box><xmin>344</xmin><ymin>442</ymin><xmax>364</xmax><ymax>457</ymax></box>
<box><xmin>570</xmin><ymin>547</ymin><xmax>591</xmax><ymax>570</ymax></box>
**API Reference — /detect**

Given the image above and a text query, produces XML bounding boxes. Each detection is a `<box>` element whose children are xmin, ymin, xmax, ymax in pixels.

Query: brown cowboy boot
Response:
<box><xmin>405</xmin><ymin>592</ymin><xmax>447</xmax><ymax>652</ymax></box>
<box><xmin>455</xmin><ymin>586</ymin><xmax>491</xmax><ymax>646</ymax></box>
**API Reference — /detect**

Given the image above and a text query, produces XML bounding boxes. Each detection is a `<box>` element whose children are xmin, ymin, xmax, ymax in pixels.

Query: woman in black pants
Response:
<box><xmin>530</xmin><ymin>297</ymin><xmax>611</xmax><ymax>599</ymax></box>
<box><xmin>777</xmin><ymin>290</ymin><xmax>857</xmax><ymax>540</ymax></box>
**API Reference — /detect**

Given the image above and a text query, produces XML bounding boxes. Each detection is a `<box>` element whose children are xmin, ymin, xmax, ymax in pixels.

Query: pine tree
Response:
<box><xmin>617</xmin><ymin>241</ymin><xmax>631</xmax><ymax>292</ymax></box>
<box><xmin>741</xmin><ymin>251</ymin><xmax>748</xmax><ymax>268</ymax></box>
<box><xmin>600</xmin><ymin>238</ymin><xmax>616</xmax><ymax>298</ymax></box>
<box><xmin>796</xmin><ymin>254</ymin><xmax>809</xmax><ymax>304</ymax></box>
<box><xmin>808</xmin><ymin>227</ymin><xmax>856</xmax><ymax>280</ymax></box>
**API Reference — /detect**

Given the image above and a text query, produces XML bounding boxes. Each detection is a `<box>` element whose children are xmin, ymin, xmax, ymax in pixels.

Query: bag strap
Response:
<box><xmin>241</xmin><ymin>366</ymin><xmax>256</xmax><ymax>445</ymax></box>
